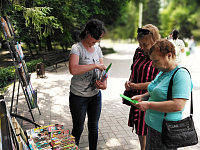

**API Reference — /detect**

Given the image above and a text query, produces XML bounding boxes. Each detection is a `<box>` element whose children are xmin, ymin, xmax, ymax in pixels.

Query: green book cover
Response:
<box><xmin>120</xmin><ymin>94</ymin><xmax>139</xmax><ymax>104</ymax></box>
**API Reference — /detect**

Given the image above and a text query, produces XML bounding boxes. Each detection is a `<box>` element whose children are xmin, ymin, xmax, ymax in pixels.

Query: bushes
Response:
<box><xmin>0</xmin><ymin>59</ymin><xmax>42</xmax><ymax>89</ymax></box>
<box><xmin>0</xmin><ymin>66</ymin><xmax>15</xmax><ymax>88</ymax></box>
<box><xmin>26</xmin><ymin>59</ymin><xmax>42</xmax><ymax>72</ymax></box>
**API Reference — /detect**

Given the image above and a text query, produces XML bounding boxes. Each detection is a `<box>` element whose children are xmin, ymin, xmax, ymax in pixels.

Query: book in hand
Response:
<box><xmin>97</xmin><ymin>62</ymin><xmax>112</xmax><ymax>82</ymax></box>
<box><xmin>120</xmin><ymin>94</ymin><xmax>139</xmax><ymax>104</ymax></box>
<box><xmin>99</xmin><ymin>70</ymin><xmax>108</xmax><ymax>82</ymax></box>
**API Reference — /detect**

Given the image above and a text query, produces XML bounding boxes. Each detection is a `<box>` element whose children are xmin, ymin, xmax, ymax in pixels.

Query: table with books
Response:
<box><xmin>26</xmin><ymin>124</ymin><xmax>79</xmax><ymax>150</ymax></box>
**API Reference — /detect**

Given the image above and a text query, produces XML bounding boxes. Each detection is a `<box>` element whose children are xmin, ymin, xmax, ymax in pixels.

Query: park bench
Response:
<box><xmin>43</xmin><ymin>50</ymin><xmax>70</xmax><ymax>72</ymax></box>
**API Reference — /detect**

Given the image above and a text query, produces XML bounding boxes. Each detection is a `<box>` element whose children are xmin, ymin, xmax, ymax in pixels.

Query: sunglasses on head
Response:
<box><xmin>137</xmin><ymin>28</ymin><xmax>153</xmax><ymax>35</ymax></box>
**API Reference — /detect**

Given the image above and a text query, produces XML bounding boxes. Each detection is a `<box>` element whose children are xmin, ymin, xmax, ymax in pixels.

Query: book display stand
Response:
<box><xmin>0</xmin><ymin>16</ymin><xmax>41</xmax><ymax>128</ymax></box>
<box><xmin>0</xmin><ymin>98</ymin><xmax>20</xmax><ymax>149</ymax></box>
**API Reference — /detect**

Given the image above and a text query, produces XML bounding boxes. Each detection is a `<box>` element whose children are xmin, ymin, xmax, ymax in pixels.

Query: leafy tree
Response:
<box><xmin>143</xmin><ymin>0</ymin><xmax>160</xmax><ymax>27</ymax></box>
<box><xmin>106</xmin><ymin>1</ymin><xmax>138</xmax><ymax>40</ymax></box>
<box><xmin>105</xmin><ymin>0</ymin><xmax>161</xmax><ymax>40</ymax></box>
<box><xmin>1</xmin><ymin>0</ymin><xmax>131</xmax><ymax>54</ymax></box>
<box><xmin>160</xmin><ymin>0</ymin><xmax>198</xmax><ymax>39</ymax></box>
<box><xmin>34</xmin><ymin>0</ymin><xmax>131</xmax><ymax>50</ymax></box>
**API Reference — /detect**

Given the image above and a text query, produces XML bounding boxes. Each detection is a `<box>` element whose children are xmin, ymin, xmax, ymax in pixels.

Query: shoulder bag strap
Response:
<box><xmin>164</xmin><ymin>67</ymin><xmax>193</xmax><ymax>117</ymax></box>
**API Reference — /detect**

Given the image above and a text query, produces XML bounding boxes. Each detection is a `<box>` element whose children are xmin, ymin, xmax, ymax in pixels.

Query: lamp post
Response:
<box><xmin>139</xmin><ymin>2</ymin><xmax>143</xmax><ymax>28</ymax></box>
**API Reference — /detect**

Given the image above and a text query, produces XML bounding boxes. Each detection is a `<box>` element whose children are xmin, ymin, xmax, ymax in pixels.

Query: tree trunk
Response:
<box><xmin>26</xmin><ymin>42</ymin><xmax>34</xmax><ymax>57</ymax></box>
<box><xmin>64</xmin><ymin>43</ymin><xmax>68</xmax><ymax>52</ymax></box>
<box><xmin>46</xmin><ymin>36</ymin><xmax>53</xmax><ymax>51</ymax></box>
<box><xmin>35</xmin><ymin>44</ymin><xmax>39</xmax><ymax>55</ymax></box>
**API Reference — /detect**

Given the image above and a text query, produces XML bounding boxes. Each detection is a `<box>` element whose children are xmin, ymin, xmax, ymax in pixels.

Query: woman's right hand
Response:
<box><xmin>131</xmin><ymin>95</ymin><xmax>143</xmax><ymax>102</ymax></box>
<box><xmin>125</xmin><ymin>81</ymin><xmax>131</xmax><ymax>90</ymax></box>
<box><xmin>96</xmin><ymin>63</ymin><xmax>106</xmax><ymax>71</ymax></box>
<box><xmin>132</xmin><ymin>92</ymin><xmax>150</xmax><ymax>103</ymax></box>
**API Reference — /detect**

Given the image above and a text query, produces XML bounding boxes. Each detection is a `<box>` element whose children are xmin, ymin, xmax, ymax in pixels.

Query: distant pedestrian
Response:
<box><xmin>69</xmin><ymin>19</ymin><xmax>107</xmax><ymax>150</ymax></box>
<box><xmin>169</xmin><ymin>29</ymin><xmax>185</xmax><ymax>64</ymax></box>
<box><xmin>167</xmin><ymin>32</ymin><xmax>172</xmax><ymax>40</ymax></box>
<box><xmin>188</xmin><ymin>35</ymin><xmax>196</xmax><ymax>54</ymax></box>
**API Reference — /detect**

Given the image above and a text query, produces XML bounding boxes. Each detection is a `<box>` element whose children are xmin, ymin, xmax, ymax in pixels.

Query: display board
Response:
<box><xmin>0</xmin><ymin>16</ymin><xmax>40</xmax><ymax>128</ymax></box>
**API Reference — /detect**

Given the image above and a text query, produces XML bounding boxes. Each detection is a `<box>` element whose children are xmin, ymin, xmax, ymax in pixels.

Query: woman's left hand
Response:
<box><xmin>95</xmin><ymin>80</ymin><xmax>107</xmax><ymax>90</ymax></box>
<box><xmin>133</xmin><ymin>101</ymin><xmax>150</xmax><ymax>111</ymax></box>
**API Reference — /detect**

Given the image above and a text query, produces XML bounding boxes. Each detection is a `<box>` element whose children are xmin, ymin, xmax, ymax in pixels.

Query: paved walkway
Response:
<box><xmin>4</xmin><ymin>41</ymin><xmax>200</xmax><ymax>150</ymax></box>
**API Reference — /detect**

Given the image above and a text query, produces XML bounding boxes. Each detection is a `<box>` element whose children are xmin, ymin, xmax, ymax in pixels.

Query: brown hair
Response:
<box><xmin>149</xmin><ymin>39</ymin><xmax>176</xmax><ymax>58</ymax></box>
<box><xmin>137</xmin><ymin>24</ymin><xmax>160</xmax><ymax>45</ymax></box>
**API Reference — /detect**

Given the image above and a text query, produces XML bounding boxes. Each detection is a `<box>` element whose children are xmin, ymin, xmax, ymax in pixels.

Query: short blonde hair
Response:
<box><xmin>137</xmin><ymin>24</ymin><xmax>160</xmax><ymax>46</ymax></box>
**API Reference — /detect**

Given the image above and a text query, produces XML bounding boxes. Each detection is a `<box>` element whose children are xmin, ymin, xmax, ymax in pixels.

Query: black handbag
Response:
<box><xmin>162</xmin><ymin>67</ymin><xmax>198</xmax><ymax>149</ymax></box>
<box><xmin>122</xmin><ymin>90</ymin><xmax>133</xmax><ymax>106</ymax></box>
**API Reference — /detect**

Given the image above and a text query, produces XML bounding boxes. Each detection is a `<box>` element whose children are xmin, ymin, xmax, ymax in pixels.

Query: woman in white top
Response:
<box><xmin>169</xmin><ymin>29</ymin><xmax>185</xmax><ymax>64</ymax></box>
<box><xmin>69</xmin><ymin>19</ymin><xmax>107</xmax><ymax>150</ymax></box>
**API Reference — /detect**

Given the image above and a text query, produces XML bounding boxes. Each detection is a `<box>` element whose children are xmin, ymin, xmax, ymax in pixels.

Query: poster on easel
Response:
<box><xmin>19</xmin><ymin>61</ymin><xmax>29</xmax><ymax>80</ymax></box>
<box><xmin>15</xmin><ymin>42</ymin><xmax>24</xmax><ymax>60</ymax></box>
<box><xmin>3</xmin><ymin>16</ymin><xmax>15</xmax><ymax>36</ymax></box>
<box><xmin>25</xmin><ymin>84</ymin><xmax>37</xmax><ymax>109</ymax></box>
<box><xmin>18</xmin><ymin>60</ymin><xmax>30</xmax><ymax>87</ymax></box>
<box><xmin>18</xmin><ymin>65</ymin><xmax>28</xmax><ymax>87</ymax></box>
<box><xmin>0</xmin><ymin>17</ymin><xmax>12</xmax><ymax>38</ymax></box>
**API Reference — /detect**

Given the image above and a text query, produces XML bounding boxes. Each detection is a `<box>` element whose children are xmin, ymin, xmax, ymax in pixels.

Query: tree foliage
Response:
<box><xmin>0</xmin><ymin>0</ymin><xmax>130</xmax><ymax>52</ymax></box>
<box><xmin>106</xmin><ymin>1</ymin><xmax>138</xmax><ymax>40</ymax></box>
<box><xmin>1</xmin><ymin>0</ymin><xmax>200</xmax><ymax>54</ymax></box>
<box><xmin>143</xmin><ymin>0</ymin><xmax>160</xmax><ymax>27</ymax></box>
<box><xmin>22</xmin><ymin>6</ymin><xmax>62</xmax><ymax>38</ymax></box>
<box><xmin>160</xmin><ymin>0</ymin><xmax>199</xmax><ymax>39</ymax></box>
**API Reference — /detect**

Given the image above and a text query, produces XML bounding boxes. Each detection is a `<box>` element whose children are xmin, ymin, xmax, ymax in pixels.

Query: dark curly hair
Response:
<box><xmin>149</xmin><ymin>39</ymin><xmax>176</xmax><ymax>59</ymax></box>
<box><xmin>172</xmin><ymin>29</ymin><xmax>179</xmax><ymax>40</ymax></box>
<box><xmin>79</xmin><ymin>19</ymin><xmax>106</xmax><ymax>40</ymax></box>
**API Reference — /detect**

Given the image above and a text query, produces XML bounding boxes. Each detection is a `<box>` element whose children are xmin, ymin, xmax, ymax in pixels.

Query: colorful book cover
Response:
<box><xmin>25</xmin><ymin>86</ymin><xmax>35</xmax><ymax>109</ymax></box>
<box><xmin>97</xmin><ymin>62</ymin><xmax>112</xmax><ymax>82</ymax></box>
<box><xmin>21</xmin><ymin>60</ymin><xmax>29</xmax><ymax>78</ymax></box>
<box><xmin>18</xmin><ymin>66</ymin><xmax>27</xmax><ymax>86</ymax></box>
<box><xmin>15</xmin><ymin>42</ymin><xmax>24</xmax><ymax>60</ymax></box>
<box><xmin>4</xmin><ymin>16</ymin><xmax>15</xmax><ymax>36</ymax></box>
<box><xmin>26</xmin><ymin>125</ymin><xmax>79</xmax><ymax>150</ymax></box>
<box><xmin>0</xmin><ymin>17</ymin><xmax>11</xmax><ymax>38</ymax></box>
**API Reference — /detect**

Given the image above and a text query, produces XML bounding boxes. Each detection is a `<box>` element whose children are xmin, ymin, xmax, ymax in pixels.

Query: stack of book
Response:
<box><xmin>26</xmin><ymin>124</ymin><xmax>79</xmax><ymax>150</ymax></box>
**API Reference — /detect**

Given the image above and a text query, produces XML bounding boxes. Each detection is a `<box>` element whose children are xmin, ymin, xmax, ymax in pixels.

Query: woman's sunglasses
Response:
<box><xmin>90</xmin><ymin>33</ymin><xmax>102</xmax><ymax>40</ymax></box>
<box><xmin>137</xmin><ymin>28</ymin><xmax>153</xmax><ymax>35</ymax></box>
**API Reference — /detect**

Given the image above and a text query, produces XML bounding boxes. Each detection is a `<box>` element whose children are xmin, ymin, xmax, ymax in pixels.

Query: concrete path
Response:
<box><xmin>5</xmin><ymin>41</ymin><xmax>200</xmax><ymax>150</ymax></box>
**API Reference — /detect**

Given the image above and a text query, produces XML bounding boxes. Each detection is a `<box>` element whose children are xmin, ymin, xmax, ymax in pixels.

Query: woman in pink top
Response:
<box><xmin>124</xmin><ymin>24</ymin><xmax>160</xmax><ymax>150</ymax></box>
